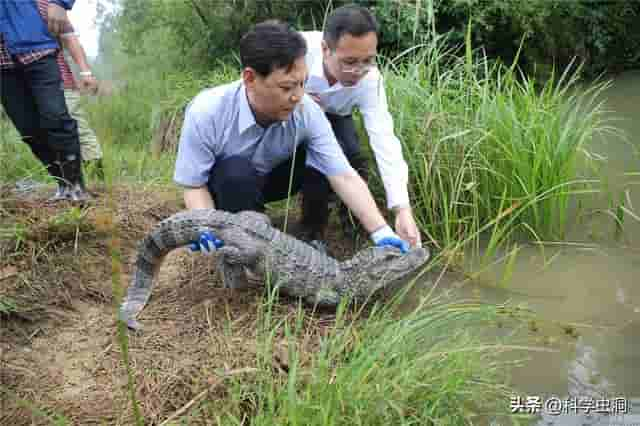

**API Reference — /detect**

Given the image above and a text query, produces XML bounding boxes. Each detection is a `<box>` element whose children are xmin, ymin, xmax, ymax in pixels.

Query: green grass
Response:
<box><xmin>252</xmin><ymin>302</ymin><xmax>512</xmax><ymax>426</ymax></box>
<box><xmin>0</xmin><ymin>119</ymin><xmax>50</xmax><ymax>184</ymax></box>
<box><xmin>169</xmin><ymin>290</ymin><xmax>523</xmax><ymax>425</ymax></box>
<box><xmin>378</xmin><ymin>34</ymin><xmax>615</xmax><ymax>267</ymax></box>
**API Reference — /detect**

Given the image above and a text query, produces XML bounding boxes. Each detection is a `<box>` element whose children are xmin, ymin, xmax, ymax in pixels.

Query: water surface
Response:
<box><xmin>414</xmin><ymin>70</ymin><xmax>640</xmax><ymax>420</ymax></box>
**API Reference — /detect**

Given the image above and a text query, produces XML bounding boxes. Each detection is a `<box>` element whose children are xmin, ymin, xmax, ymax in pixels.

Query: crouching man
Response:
<box><xmin>174</xmin><ymin>21</ymin><xmax>412</xmax><ymax>253</ymax></box>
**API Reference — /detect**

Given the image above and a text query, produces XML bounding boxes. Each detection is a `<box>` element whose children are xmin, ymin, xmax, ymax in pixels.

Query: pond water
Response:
<box><xmin>414</xmin><ymin>70</ymin><xmax>640</xmax><ymax>422</ymax></box>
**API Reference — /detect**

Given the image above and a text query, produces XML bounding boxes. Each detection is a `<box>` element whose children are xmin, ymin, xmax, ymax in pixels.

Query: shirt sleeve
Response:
<box><xmin>359</xmin><ymin>72</ymin><xmax>410</xmax><ymax>209</ymax></box>
<box><xmin>301</xmin><ymin>96</ymin><xmax>354</xmax><ymax>177</ymax></box>
<box><xmin>49</xmin><ymin>0</ymin><xmax>75</xmax><ymax>10</ymax></box>
<box><xmin>42</xmin><ymin>0</ymin><xmax>74</xmax><ymax>34</ymax></box>
<box><xmin>173</xmin><ymin>100</ymin><xmax>218</xmax><ymax>187</ymax></box>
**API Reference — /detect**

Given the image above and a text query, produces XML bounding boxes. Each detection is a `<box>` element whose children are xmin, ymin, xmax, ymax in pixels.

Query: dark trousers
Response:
<box><xmin>1</xmin><ymin>54</ymin><xmax>81</xmax><ymax>181</ymax></box>
<box><xmin>207</xmin><ymin>146</ymin><xmax>310</xmax><ymax>212</ymax></box>
<box><xmin>207</xmin><ymin>114</ymin><xmax>367</xmax><ymax>237</ymax></box>
<box><xmin>301</xmin><ymin>113</ymin><xmax>368</xmax><ymax>233</ymax></box>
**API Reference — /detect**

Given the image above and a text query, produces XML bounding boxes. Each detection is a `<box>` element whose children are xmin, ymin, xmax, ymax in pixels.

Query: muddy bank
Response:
<box><xmin>1</xmin><ymin>185</ymin><xmax>363</xmax><ymax>424</ymax></box>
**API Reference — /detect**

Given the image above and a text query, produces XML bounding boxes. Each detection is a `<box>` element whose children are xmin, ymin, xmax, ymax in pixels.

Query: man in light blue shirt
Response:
<box><xmin>174</xmin><ymin>21</ymin><xmax>410</xmax><ymax>253</ymax></box>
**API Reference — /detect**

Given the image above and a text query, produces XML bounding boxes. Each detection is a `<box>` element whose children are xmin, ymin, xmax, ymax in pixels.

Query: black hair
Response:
<box><xmin>239</xmin><ymin>20</ymin><xmax>307</xmax><ymax>77</ymax></box>
<box><xmin>323</xmin><ymin>4</ymin><xmax>379</xmax><ymax>49</ymax></box>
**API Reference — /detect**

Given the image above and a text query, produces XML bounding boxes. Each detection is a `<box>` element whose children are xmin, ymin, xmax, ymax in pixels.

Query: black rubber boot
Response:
<box><xmin>48</xmin><ymin>159</ymin><xmax>70</xmax><ymax>202</ymax></box>
<box><xmin>50</xmin><ymin>154</ymin><xmax>90</xmax><ymax>202</ymax></box>
<box><xmin>32</xmin><ymin>144</ymin><xmax>68</xmax><ymax>197</ymax></box>
<box><xmin>47</xmin><ymin>162</ymin><xmax>69</xmax><ymax>201</ymax></box>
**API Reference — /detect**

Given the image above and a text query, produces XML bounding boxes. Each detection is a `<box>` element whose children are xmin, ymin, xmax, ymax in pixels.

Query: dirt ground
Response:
<box><xmin>0</xmin><ymin>184</ymin><xmax>364</xmax><ymax>425</ymax></box>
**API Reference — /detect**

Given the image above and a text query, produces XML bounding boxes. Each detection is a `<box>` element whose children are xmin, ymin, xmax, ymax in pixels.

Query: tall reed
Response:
<box><xmin>380</xmin><ymin>32</ymin><xmax>613</xmax><ymax>263</ymax></box>
<box><xmin>215</xmin><ymin>292</ymin><xmax>517</xmax><ymax>426</ymax></box>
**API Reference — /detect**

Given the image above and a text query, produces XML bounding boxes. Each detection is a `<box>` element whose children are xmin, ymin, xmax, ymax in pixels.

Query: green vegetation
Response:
<box><xmin>380</xmin><ymin>38</ymin><xmax>613</xmax><ymax>257</ymax></box>
<box><xmin>97</xmin><ymin>0</ymin><xmax>640</xmax><ymax>79</ymax></box>
<box><xmin>0</xmin><ymin>119</ymin><xmax>49</xmax><ymax>184</ymax></box>
<box><xmin>203</xmin><ymin>296</ymin><xmax>517</xmax><ymax>425</ymax></box>
<box><xmin>370</xmin><ymin>0</ymin><xmax>640</xmax><ymax>78</ymax></box>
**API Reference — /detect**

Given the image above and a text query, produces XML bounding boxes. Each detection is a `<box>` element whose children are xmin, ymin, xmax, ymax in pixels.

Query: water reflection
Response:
<box><xmin>534</xmin><ymin>338</ymin><xmax>639</xmax><ymax>425</ymax></box>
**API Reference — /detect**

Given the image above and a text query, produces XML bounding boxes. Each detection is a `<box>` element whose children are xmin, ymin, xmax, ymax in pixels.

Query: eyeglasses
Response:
<box><xmin>332</xmin><ymin>51</ymin><xmax>376</xmax><ymax>74</ymax></box>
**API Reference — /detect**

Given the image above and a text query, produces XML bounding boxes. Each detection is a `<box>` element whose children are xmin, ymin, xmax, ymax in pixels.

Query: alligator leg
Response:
<box><xmin>216</xmin><ymin>257</ymin><xmax>249</xmax><ymax>289</ymax></box>
<box><xmin>216</xmin><ymin>246</ymin><xmax>262</xmax><ymax>290</ymax></box>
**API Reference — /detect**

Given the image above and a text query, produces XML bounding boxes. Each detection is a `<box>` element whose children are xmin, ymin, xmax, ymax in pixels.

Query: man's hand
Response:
<box><xmin>47</xmin><ymin>3</ymin><xmax>68</xmax><ymax>36</ymax></box>
<box><xmin>394</xmin><ymin>206</ymin><xmax>422</xmax><ymax>248</ymax></box>
<box><xmin>371</xmin><ymin>225</ymin><xmax>410</xmax><ymax>253</ymax></box>
<box><xmin>78</xmin><ymin>73</ymin><xmax>98</xmax><ymax>94</ymax></box>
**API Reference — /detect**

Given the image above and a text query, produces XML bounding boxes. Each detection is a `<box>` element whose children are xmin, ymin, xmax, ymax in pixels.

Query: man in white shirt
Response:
<box><xmin>300</xmin><ymin>4</ymin><xmax>421</xmax><ymax>248</ymax></box>
<box><xmin>174</xmin><ymin>21</ymin><xmax>411</xmax><ymax>254</ymax></box>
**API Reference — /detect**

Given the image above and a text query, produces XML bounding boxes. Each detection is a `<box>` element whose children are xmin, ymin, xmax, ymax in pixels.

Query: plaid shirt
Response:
<box><xmin>0</xmin><ymin>0</ymin><xmax>69</xmax><ymax>69</ymax></box>
<box><xmin>57</xmin><ymin>43</ymin><xmax>76</xmax><ymax>90</ymax></box>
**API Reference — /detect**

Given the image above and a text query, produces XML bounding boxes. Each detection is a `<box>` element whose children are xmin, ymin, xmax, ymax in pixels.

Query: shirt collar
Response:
<box><xmin>238</xmin><ymin>83</ymin><xmax>287</xmax><ymax>134</ymax></box>
<box><xmin>238</xmin><ymin>84</ymin><xmax>257</xmax><ymax>135</ymax></box>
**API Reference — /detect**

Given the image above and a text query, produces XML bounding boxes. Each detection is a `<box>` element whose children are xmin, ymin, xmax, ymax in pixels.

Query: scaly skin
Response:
<box><xmin>119</xmin><ymin>209</ymin><xmax>429</xmax><ymax>330</ymax></box>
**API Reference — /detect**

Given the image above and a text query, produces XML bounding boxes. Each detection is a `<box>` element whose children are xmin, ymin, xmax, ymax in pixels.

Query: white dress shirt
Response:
<box><xmin>301</xmin><ymin>31</ymin><xmax>410</xmax><ymax>210</ymax></box>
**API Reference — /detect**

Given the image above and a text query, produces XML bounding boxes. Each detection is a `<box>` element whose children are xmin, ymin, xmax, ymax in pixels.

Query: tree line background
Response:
<box><xmin>93</xmin><ymin>0</ymin><xmax>640</xmax><ymax>81</ymax></box>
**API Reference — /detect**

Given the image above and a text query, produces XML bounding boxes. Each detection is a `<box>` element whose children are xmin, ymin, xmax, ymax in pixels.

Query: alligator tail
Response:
<box><xmin>118</xmin><ymin>214</ymin><xmax>212</xmax><ymax>330</ymax></box>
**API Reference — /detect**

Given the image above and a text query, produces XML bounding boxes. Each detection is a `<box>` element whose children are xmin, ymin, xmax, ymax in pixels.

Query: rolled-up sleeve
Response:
<box><xmin>173</xmin><ymin>101</ymin><xmax>217</xmax><ymax>187</ymax></box>
<box><xmin>359</xmin><ymin>74</ymin><xmax>410</xmax><ymax>209</ymax></box>
<box><xmin>302</xmin><ymin>97</ymin><xmax>354</xmax><ymax>177</ymax></box>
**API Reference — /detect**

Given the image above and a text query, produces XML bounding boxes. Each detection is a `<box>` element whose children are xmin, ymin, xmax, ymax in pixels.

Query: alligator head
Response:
<box><xmin>340</xmin><ymin>246</ymin><xmax>430</xmax><ymax>301</ymax></box>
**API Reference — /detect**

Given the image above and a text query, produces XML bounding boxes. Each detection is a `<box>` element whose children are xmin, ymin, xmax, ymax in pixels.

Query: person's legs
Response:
<box><xmin>0</xmin><ymin>67</ymin><xmax>60</xmax><ymax>179</ymax></box>
<box><xmin>64</xmin><ymin>89</ymin><xmax>104</xmax><ymax>180</ymax></box>
<box><xmin>301</xmin><ymin>113</ymin><xmax>369</xmax><ymax>239</ymax></box>
<box><xmin>207</xmin><ymin>156</ymin><xmax>266</xmax><ymax>213</ymax></box>
<box><xmin>325</xmin><ymin>114</ymin><xmax>364</xmax><ymax>168</ymax></box>
<box><xmin>261</xmin><ymin>147</ymin><xmax>328</xmax><ymax>249</ymax></box>
<box><xmin>206</xmin><ymin>146</ymin><xmax>309</xmax><ymax>212</ymax></box>
<box><xmin>326</xmin><ymin>113</ymin><xmax>368</xmax><ymax>182</ymax></box>
<box><xmin>205</xmin><ymin>149</ymin><xmax>326</xmax><ymax>250</ymax></box>
<box><xmin>300</xmin><ymin>166</ymin><xmax>331</xmax><ymax>239</ymax></box>
<box><xmin>24</xmin><ymin>55</ymin><xmax>88</xmax><ymax>200</ymax></box>
<box><xmin>261</xmin><ymin>146</ymin><xmax>307</xmax><ymax>204</ymax></box>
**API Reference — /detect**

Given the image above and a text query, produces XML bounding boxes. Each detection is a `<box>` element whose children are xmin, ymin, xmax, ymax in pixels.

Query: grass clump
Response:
<box><xmin>204</xmin><ymin>292</ymin><xmax>518</xmax><ymax>426</ymax></box>
<box><xmin>0</xmin><ymin>119</ymin><xmax>50</xmax><ymax>185</ymax></box>
<box><xmin>380</xmin><ymin>35</ymin><xmax>614</xmax><ymax>261</ymax></box>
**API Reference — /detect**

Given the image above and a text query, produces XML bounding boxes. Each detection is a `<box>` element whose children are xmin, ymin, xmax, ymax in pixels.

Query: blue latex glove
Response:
<box><xmin>190</xmin><ymin>231</ymin><xmax>224</xmax><ymax>254</ymax></box>
<box><xmin>370</xmin><ymin>225</ymin><xmax>410</xmax><ymax>254</ymax></box>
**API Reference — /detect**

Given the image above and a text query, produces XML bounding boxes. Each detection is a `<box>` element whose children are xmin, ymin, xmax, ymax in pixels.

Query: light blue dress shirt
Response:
<box><xmin>174</xmin><ymin>80</ymin><xmax>354</xmax><ymax>188</ymax></box>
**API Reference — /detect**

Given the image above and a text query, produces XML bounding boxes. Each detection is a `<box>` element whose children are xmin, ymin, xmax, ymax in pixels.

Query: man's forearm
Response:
<box><xmin>61</xmin><ymin>34</ymin><xmax>90</xmax><ymax>72</ymax></box>
<box><xmin>184</xmin><ymin>186</ymin><xmax>215</xmax><ymax>210</ymax></box>
<box><xmin>327</xmin><ymin>171</ymin><xmax>387</xmax><ymax>234</ymax></box>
